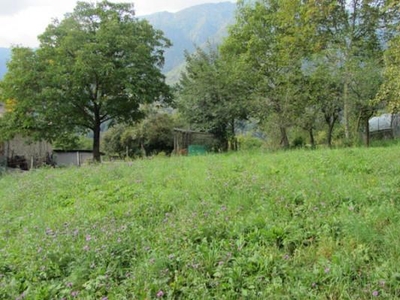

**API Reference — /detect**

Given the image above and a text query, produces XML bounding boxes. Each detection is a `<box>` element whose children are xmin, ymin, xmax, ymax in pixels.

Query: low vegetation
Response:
<box><xmin>1</xmin><ymin>146</ymin><xmax>400</xmax><ymax>299</ymax></box>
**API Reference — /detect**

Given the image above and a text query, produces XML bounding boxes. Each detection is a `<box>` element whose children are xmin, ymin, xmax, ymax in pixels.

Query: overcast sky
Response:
<box><xmin>0</xmin><ymin>0</ymin><xmax>235</xmax><ymax>48</ymax></box>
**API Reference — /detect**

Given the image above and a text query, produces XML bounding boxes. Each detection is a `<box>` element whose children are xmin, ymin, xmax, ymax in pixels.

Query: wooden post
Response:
<box><xmin>30</xmin><ymin>156</ymin><xmax>34</xmax><ymax>170</ymax></box>
<box><xmin>77</xmin><ymin>151</ymin><xmax>80</xmax><ymax>166</ymax></box>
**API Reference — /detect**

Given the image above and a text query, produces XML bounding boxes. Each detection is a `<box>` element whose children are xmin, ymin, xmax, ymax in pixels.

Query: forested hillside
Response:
<box><xmin>144</xmin><ymin>2</ymin><xmax>236</xmax><ymax>81</ymax></box>
<box><xmin>0</xmin><ymin>48</ymin><xmax>11</xmax><ymax>79</ymax></box>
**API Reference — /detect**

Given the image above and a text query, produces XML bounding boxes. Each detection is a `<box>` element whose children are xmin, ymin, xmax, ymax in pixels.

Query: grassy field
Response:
<box><xmin>1</xmin><ymin>147</ymin><xmax>400</xmax><ymax>299</ymax></box>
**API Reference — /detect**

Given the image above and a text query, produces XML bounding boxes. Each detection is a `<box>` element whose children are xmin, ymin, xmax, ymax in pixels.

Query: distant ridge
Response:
<box><xmin>0</xmin><ymin>48</ymin><xmax>11</xmax><ymax>80</ymax></box>
<box><xmin>144</xmin><ymin>2</ymin><xmax>236</xmax><ymax>83</ymax></box>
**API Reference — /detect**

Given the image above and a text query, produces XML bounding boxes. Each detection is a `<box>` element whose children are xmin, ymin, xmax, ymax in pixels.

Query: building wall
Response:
<box><xmin>54</xmin><ymin>152</ymin><xmax>93</xmax><ymax>166</ymax></box>
<box><xmin>6</xmin><ymin>136</ymin><xmax>53</xmax><ymax>162</ymax></box>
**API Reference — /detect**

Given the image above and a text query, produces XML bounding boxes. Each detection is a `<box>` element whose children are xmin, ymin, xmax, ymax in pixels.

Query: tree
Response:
<box><xmin>220</xmin><ymin>0</ymin><xmax>318</xmax><ymax>148</ymax></box>
<box><xmin>310</xmin><ymin>0</ymin><xmax>396</xmax><ymax>143</ymax></box>
<box><xmin>177</xmin><ymin>47</ymin><xmax>250</xmax><ymax>150</ymax></box>
<box><xmin>0</xmin><ymin>1</ymin><xmax>171</xmax><ymax>161</ymax></box>
<box><xmin>102</xmin><ymin>112</ymin><xmax>178</xmax><ymax>157</ymax></box>
<box><xmin>378</xmin><ymin>30</ymin><xmax>400</xmax><ymax>114</ymax></box>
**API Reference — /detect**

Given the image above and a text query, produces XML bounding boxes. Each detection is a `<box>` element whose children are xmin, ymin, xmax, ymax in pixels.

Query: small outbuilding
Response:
<box><xmin>173</xmin><ymin>128</ymin><xmax>218</xmax><ymax>155</ymax></box>
<box><xmin>369</xmin><ymin>113</ymin><xmax>400</xmax><ymax>140</ymax></box>
<box><xmin>53</xmin><ymin>150</ymin><xmax>100</xmax><ymax>166</ymax></box>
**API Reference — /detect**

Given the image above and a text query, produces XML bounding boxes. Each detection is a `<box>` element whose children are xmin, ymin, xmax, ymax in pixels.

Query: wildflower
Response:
<box><xmin>83</xmin><ymin>245</ymin><xmax>90</xmax><ymax>251</ymax></box>
<box><xmin>66</xmin><ymin>282</ymin><xmax>73</xmax><ymax>288</ymax></box>
<box><xmin>86</xmin><ymin>235</ymin><xmax>91</xmax><ymax>241</ymax></box>
<box><xmin>71</xmin><ymin>291</ymin><xmax>79</xmax><ymax>297</ymax></box>
<box><xmin>372</xmin><ymin>290</ymin><xmax>379</xmax><ymax>297</ymax></box>
<box><xmin>156</xmin><ymin>290</ymin><xmax>164</xmax><ymax>298</ymax></box>
<box><xmin>15</xmin><ymin>292</ymin><xmax>26</xmax><ymax>300</ymax></box>
<box><xmin>283</xmin><ymin>254</ymin><xmax>290</xmax><ymax>260</ymax></box>
<box><xmin>101</xmin><ymin>297</ymin><xmax>108</xmax><ymax>300</ymax></box>
<box><xmin>324</xmin><ymin>267</ymin><xmax>330</xmax><ymax>273</ymax></box>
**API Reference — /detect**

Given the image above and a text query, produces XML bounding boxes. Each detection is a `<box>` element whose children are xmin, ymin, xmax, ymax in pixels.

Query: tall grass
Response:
<box><xmin>1</xmin><ymin>147</ymin><xmax>400</xmax><ymax>299</ymax></box>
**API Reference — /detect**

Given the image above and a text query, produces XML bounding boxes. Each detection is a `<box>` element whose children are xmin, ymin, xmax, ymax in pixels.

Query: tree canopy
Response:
<box><xmin>177</xmin><ymin>0</ymin><xmax>398</xmax><ymax>149</ymax></box>
<box><xmin>0</xmin><ymin>1</ymin><xmax>171</xmax><ymax>161</ymax></box>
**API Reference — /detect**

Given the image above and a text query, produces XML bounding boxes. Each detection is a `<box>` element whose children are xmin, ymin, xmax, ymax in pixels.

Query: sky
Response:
<box><xmin>0</xmin><ymin>0</ymin><xmax>235</xmax><ymax>48</ymax></box>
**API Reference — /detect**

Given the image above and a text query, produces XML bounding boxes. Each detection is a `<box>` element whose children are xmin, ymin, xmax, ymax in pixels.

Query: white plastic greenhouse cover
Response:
<box><xmin>369</xmin><ymin>114</ymin><xmax>393</xmax><ymax>132</ymax></box>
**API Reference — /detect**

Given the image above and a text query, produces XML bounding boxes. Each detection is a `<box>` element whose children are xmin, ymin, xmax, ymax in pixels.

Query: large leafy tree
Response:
<box><xmin>378</xmin><ymin>22</ymin><xmax>400</xmax><ymax>114</ymax></box>
<box><xmin>310</xmin><ymin>0</ymin><xmax>395</xmax><ymax>143</ymax></box>
<box><xmin>177</xmin><ymin>47</ymin><xmax>250</xmax><ymax>150</ymax></box>
<box><xmin>220</xmin><ymin>0</ymin><xmax>318</xmax><ymax>148</ymax></box>
<box><xmin>0</xmin><ymin>1</ymin><xmax>171</xmax><ymax>161</ymax></box>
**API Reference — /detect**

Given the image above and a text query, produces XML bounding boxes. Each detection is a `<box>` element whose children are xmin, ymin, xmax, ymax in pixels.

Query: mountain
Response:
<box><xmin>0</xmin><ymin>48</ymin><xmax>11</xmax><ymax>79</ymax></box>
<box><xmin>0</xmin><ymin>2</ymin><xmax>236</xmax><ymax>83</ymax></box>
<box><xmin>144</xmin><ymin>2</ymin><xmax>236</xmax><ymax>82</ymax></box>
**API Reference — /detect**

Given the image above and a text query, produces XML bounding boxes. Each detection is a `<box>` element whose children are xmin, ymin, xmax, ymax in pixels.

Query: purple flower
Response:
<box><xmin>71</xmin><ymin>291</ymin><xmax>79</xmax><ymax>297</ymax></box>
<box><xmin>66</xmin><ymin>282</ymin><xmax>73</xmax><ymax>288</ymax></box>
<box><xmin>86</xmin><ymin>235</ymin><xmax>91</xmax><ymax>241</ymax></box>
<box><xmin>83</xmin><ymin>245</ymin><xmax>90</xmax><ymax>251</ymax></box>
<box><xmin>324</xmin><ymin>267</ymin><xmax>330</xmax><ymax>273</ymax></box>
<box><xmin>156</xmin><ymin>290</ymin><xmax>164</xmax><ymax>298</ymax></box>
<box><xmin>15</xmin><ymin>292</ymin><xmax>26</xmax><ymax>300</ymax></box>
<box><xmin>372</xmin><ymin>290</ymin><xmax>379</xmax><ymax>297</ymax></box>
<box><xmin>101</xmin><ymin>297</ymin><xmax>108</xmax><ymax>300</ymax></box>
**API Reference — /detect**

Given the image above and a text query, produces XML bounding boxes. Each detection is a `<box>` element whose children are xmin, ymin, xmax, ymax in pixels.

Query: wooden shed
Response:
<box><xmin>173</xmin><ymin>128</ymin><xmax>218</xmax><ymax>155</ymax></box>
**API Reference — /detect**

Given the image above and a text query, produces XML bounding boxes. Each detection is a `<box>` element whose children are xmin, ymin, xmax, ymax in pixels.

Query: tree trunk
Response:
<box><xmin>327</xmin><ymin>121</ymin><xmax>335</xmax><ymax>148</ymax></box>
<box><xmin>365</xmin><ymin>118</ymin><xmax>370</xmax><ymax>147</ymax></box>
<box><xmin>230</xmin><ymin>119</ymin><xmax>237</xmax><ymax>151</ymax></box>
<box><xmin>309</xmin><ymin>128</ymin><xmax>316</xmax><ymax>149</ymax></box>
<box><xmin>343</xmin><ymin>75</ymin><xmax>351</xmax><ymax>143</ymax></box>
<box><xmin>92</xmin><ymin>112</ymin><xmax>101</xmax><ymax>162</ymax></box>
<box><xmin>280</xmin><ymin>127</ymin><xmax>290</xmax><ymax>149</ymax></box>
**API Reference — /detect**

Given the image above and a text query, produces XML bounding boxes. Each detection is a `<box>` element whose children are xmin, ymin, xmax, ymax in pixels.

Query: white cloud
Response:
<box><xmin>0</xmin><ymin>0</ymin><xmax>56</xmax><ymax>16</ymax></box>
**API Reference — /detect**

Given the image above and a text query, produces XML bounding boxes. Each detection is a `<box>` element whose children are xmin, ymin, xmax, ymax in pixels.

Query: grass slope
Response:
<box><xmin>1</xmin><ymin>148</ymin><xmax>400</xmax><ymax>299</ymax></box>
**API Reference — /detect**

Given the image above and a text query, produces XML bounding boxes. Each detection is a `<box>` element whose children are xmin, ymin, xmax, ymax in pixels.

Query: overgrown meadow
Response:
<box><xmin>1</xmin><ymin>147</ymin><xmax>400</xmax><ymax>299</ymax></box>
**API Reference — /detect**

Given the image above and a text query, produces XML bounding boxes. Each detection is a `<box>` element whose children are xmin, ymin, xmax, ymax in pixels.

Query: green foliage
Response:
<box><xmin>237</xmin><ymin>135</ymin><xmax>265</xmax><ymax>151</ymax></box>
<box><xmin>220</xmin><ymin>0</ymin><xmax>318</xmax><ymax>149</ymax></box>
<box><xmin>2</xmin><ymin>146</ymin><xmax>400</xmax><ymax>298</ymax></box>
<box><xmin>53</xmin><ymin>134</ymin><xmax>93</xmax><ymax>151</ymax></box>
<box><xmin>103</xmin><ymin>113</ymin><xmax>179</xmax><ymax>157</ymax></box>
<box><xmin>177</xmin><ymin>47</ymin><xmax>250</xmax><ymax>150</ymax></box>
<box><xmin>0</xmin><ymin>1</ymin><xmax>171</xmax><ymax>161</ymax></box>
<box><xmin>378</xmin><ymin>32</ymin><xmax>400</xmax><ymax>113</ymax></box>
